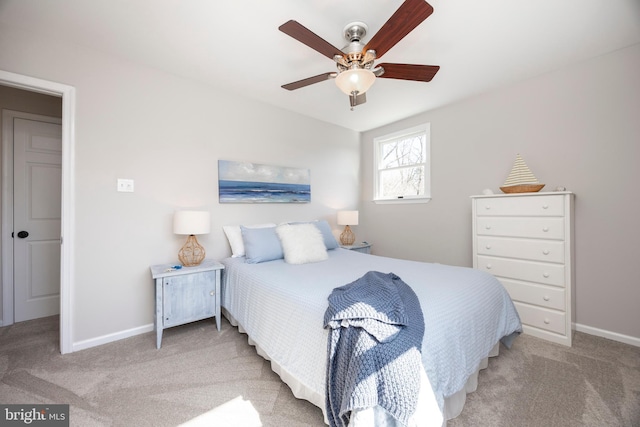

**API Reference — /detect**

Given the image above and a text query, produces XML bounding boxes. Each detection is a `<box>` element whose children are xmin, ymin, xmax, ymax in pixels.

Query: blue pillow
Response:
<box><xmin>313</xmin><ymin>220</ymin><xmax>339</xmax><ymax>250</ymax></box>
<box><xmin>241</xmin><ymin>226</ymin><xmax>284</xmax><ymax>264</ymax></box>
<box><xmin>286</xmin><ymin>220</ymin><xmax>339</xmax><ymax>250</ymax></box>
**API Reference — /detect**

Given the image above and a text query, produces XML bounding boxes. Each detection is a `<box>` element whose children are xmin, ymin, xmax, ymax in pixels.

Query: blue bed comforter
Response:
<box><xmin>221</xmin><ymin>249</ymin><xmax>522</xmax><ymax>423</ymax></box>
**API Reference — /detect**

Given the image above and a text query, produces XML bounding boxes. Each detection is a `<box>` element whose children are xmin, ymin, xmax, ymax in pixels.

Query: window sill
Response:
<box><xmin>373</xmin><ymin>197</ymin><xmax>432</xmax><ymax>205</ymax></box>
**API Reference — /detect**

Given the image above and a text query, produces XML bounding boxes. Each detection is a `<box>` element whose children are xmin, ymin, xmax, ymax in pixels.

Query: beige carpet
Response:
<box><xmin>1</xmin><ymin>315</ymin><xmax>638</xmax><ymax>426</ymax></box>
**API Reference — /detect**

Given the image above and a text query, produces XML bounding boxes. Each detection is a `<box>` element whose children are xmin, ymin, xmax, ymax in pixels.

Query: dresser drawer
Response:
<box><xmin>476</xmin><ymin>217</ymin><xmax>564</xmax><ymax>240</ymax></box>
<box><xmin>477</xmin><ymin>236</ymin><xmax>565</xmax><ymax>263</ymax></box>
<box><xmin>477</xmin><ymin>255</ymin><xmax>565</xmax><ymax>287</ymax></box>
<box><xmin>513</xmin><ymin>302</ymin><xmax>566</xmax><ymax>335</ymax></box>
<box><xmin>500</xmin><ymin>278</ymin><xmax>565</xmax><ymax>311</ymax></box>
<box><xmin>475</xmin><ymin>195</ymin><xmax>564</xmax><ymax>217</ymax></box>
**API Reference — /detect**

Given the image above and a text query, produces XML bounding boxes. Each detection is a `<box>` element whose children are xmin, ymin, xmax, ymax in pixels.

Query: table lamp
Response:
<box><xmin>173</xmin><ymin>210</ymin><xmax>210</xmax><ymax>266</ymax></box>
<box><xmin>337</xmin><ymin>210</ymin><xmax>358</xmax><ymax>246</ymax></box>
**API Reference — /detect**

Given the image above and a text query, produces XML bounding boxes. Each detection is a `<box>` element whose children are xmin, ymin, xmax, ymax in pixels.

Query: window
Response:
<box><xmin>374</xmin><ymin>123</ymin><xmax>431</xmax><ymax>203</ymax></box>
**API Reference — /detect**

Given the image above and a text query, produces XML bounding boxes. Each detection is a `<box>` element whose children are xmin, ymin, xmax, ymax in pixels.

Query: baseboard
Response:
<box><xmin>68</xmin><ymin>321</ymin><xmax>639</xmax><ymax>352</ymax></box>
<box><xmin>72</xmin><ymin>323</ymin><xmax>154</xmax><ymax>352</ymax></box>
<box><xmin>574</xmin><ymin>323</ymin><xmax>640</xmax><ymax>348</ymax></box>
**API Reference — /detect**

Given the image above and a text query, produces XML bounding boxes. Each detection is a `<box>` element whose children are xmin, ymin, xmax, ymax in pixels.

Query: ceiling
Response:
<box><xmin>1</xmin><ymin>0</ymin><xmax>639</xmax><ymax>132</ymax></box>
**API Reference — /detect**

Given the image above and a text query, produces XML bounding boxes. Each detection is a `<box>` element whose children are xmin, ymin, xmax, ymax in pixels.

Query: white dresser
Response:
<box><xmin>471</xmin><ymin>192</ymin><xmax>575</xmax><ymax>346</ymax></box>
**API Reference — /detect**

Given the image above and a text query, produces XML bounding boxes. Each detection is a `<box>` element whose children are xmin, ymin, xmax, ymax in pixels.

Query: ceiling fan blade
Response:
<box><xmin>376</xmin><ymin>63</ymin><xmax>440</xmax><ymax>82</ymax></box>
<box><xmin>364</xmin><ymin>0</ymin><xmax>434</xmax><ymax>59</ymax></box>
<box><xmin>282</xmin><ymin>72</ymin><xmax>336</xmax><ymax>91</ymax></box>
<box><xmin>279</xmin><ymin>20</ymin><xmax>344</xmax><ymax>60</ymax></box>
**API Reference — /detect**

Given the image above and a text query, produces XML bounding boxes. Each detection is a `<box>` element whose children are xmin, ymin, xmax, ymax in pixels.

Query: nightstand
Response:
<box><xmin>150</xmin><ymin>259</ymin><xmax>224</xmax><ymax>349</ymax></box>
<box><xmin>340</xmin><ymin>242</ymin><xmax>372</xmax><ymax>254</ymax></box>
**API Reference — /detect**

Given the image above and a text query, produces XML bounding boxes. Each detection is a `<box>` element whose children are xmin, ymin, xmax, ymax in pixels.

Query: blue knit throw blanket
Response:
<box><xmin>324</xmin><ymin>271</ymin><xmax>425</xmax><ymax>427</ymax></box>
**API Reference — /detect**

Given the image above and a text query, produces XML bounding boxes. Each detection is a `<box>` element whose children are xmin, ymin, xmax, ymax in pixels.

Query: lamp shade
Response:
<box><xmin>337</xmin><ymin>210</ymin><xmax>359</xmax><ymax>226</ymax></box>
<box><xmin>335</xmin><ymin>69</ymin><xmax>375</xmax><ymax>96</ymax></box>
<box><xmin>173</xmin><ymin>211</ymin><xmax>210</xmax><ymax>235</ymax></box>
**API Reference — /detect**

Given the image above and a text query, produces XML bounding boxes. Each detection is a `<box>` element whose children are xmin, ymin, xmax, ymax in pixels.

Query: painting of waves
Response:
<box><xmin>218</xmin><ymin>160</ymin><xmax>310</xmax><ymax>203</ymax></box>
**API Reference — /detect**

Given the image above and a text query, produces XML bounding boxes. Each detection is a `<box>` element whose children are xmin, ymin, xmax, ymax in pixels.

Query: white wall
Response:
<box><xmin>0</xmin><ymin>25</ymin><xmax>360</xmax><ymax>346</ymax></box>
<box><xmin>360</xmin><ymin>44</ymin><xmax>640</xmax><ymax>342</ymax></box>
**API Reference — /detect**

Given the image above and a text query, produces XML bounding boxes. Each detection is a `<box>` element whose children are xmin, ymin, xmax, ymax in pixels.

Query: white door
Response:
<box><xmin>13</xmin><ymin>117</ymin><xmax>62</xmax><ymax>322</ymax></box>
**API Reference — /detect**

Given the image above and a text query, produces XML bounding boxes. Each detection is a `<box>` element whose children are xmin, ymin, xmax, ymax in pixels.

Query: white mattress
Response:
<box><xmin>221</xmin><ymin>249</ymin><xmax>521</xmax><ymax>425</ymax></box>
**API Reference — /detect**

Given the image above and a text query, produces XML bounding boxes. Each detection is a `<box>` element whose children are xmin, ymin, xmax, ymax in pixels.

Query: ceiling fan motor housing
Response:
<box><xmin>338</xmin><ymin>22</ymin><xmax>376</xmax><ymax>71</ymax></box>
<box><xmin>343</xmin><ymin>22</ymin><xmax>368</xmax><ymax>43</ymax></box>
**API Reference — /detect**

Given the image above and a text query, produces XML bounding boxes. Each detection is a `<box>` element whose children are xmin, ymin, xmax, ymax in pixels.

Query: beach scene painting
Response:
<box><xmin>218</xmin><ymin>160</ymin><xmax>311</xmax><ymax>203</ymax></box>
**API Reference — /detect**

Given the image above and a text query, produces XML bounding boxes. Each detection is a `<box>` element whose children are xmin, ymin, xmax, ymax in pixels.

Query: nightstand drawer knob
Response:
<box><xmin>210</xmin><ymin>291</ymin><xmax>215</xmax><ymax>296</ymax></box>
<box><xmin>485</xmin><ymin>245</ymin><xmax>491</xmax><ymax>250</ymax></box>
<box><xmin>485</xmin><ymin>225</ymin><xmax>492</xmax><ymax>230</ymax></box>
<box><xmin>543</xmin><ymin>295</ymin><xmax>550</xmax><ymax>301</ymax></box>
<box><xmin>542</xmin><ymin>227</ymin><xmax>549</xmax><ymax>232</ymax></box>
<box><xmin>485</xmin><ymin>205</ymin><xmax>491</xmax><ymax>210</ymax></box>
<box><xmin>542</xmin><ymin>204</ymin><xmax>549</xmax><ymax>209</ymax></box>
<box><xmin>543</xmin><ymin>272</ymin><xmax>550</xmax><ymax>278</ymax></box>
<box><xmin>542</xmin><ymin>249</ymin><xmax>550</xmax><ymax>255</ymax></box>
<box><xmin>486</xmin><ymin>264</ymin><xmax>492</xmax><ymax>270</ymax></box>
<box><xmin>544</xmin><ymin>318</ymin><xmax>550</xmax><ymax>324</ymax></box>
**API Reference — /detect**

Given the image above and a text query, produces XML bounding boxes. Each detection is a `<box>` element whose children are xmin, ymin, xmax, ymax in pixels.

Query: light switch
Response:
<box><xmin>117</xmin><ymin>178</ymin><xmax>134</xmax><ymax>192</ymax></box>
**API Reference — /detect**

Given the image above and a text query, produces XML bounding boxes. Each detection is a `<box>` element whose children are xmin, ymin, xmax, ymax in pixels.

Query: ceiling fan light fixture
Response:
<box><xmin>335</xmin><ymin>68</ymin><xmax>376</xmax><ymax>96</ymax></box>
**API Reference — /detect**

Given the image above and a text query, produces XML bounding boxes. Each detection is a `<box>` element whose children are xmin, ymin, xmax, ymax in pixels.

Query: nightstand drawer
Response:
<box><xmin>476</xmin><ymin>217</ymin><xmax>564</xmax><ymax>240</ymax></box>
<box><xmin>477</xmin><ymin>236</ymin><xmax>565</xmax><ymax>263</ymax></box>
<box><xmin>500</xmin><ymin>278</ymin><xmax>565</xmax><ymax>311</ymax></box>
<box><xmin>475</xmin><ymin>195</ymin><xmax>564</xmax><ymax>217</ymax></box>
<box><xmin>513</xmin><ymin>302</ymin><xmax>566</xmax><ymax>335</ymax></box>
<box><xmin>477</xmin><ymin>255</ymin><xmax>565</xmax><ymax>287</ymax></box>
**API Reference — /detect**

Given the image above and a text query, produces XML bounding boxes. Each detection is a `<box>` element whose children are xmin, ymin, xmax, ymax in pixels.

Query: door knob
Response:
<box><xmin>17</xmin><ymin>231</ymin><xmax>29</xmax><ymax>238</ymax></box>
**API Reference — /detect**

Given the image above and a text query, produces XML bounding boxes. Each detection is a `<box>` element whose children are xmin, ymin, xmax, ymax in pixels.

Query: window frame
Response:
<box><xmin>373</xmin><ymin>123</ymin><xmax>431</xmax><ymax>204</ymax></box>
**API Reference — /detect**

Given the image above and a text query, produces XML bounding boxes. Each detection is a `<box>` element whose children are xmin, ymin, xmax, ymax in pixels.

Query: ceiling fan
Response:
<box><xmin>279</xmin><ymin>0</ymin><xmax>440</xmax><ymax>109</ymax></box>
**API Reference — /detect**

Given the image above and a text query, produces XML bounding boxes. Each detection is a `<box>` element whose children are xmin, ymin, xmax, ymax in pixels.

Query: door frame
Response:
<box><xmin>0</xmin><ymin>70</ymin><xmax>75</xmax><ymax>354</ymax></box>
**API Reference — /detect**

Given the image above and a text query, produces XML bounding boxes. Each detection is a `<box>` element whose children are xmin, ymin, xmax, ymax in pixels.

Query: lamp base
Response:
<box><xmin>339</xmin><ymin>225</ymin><xmax>356</xmax><ymax>246</ymax></box>
<box><xmin>178</xmin><ymin>235</ymin><xmax>206</xmax><ymax>266</ymax></box>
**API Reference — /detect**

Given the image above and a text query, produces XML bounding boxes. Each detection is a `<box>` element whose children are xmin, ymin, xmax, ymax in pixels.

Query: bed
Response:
<box><xmin>220</xmin><ymin>222</ymin><xmax>522</xmax><ymax>426</ymax></box>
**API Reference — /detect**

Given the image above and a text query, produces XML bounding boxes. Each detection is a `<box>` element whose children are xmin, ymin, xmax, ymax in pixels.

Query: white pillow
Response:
<box><xmin>276</xmin><ymin>223</ymin><xmax>328</xmax><ymax>265</ymax></box>
<box><xmin>223</xmin><ymin>223</ymin><xmax>276</xmax><ymax>257</ymax></box>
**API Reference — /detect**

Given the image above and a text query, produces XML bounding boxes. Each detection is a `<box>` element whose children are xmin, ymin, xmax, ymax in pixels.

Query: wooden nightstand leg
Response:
<box><xmin>155</xmin><ymin>278</ymin><xmax>163</xmax><ymax>349</ymax></box>
<box><xmin>215</xmin><ymin>269</ymin><xmax>221</xmax><ymax>331</ymax></box>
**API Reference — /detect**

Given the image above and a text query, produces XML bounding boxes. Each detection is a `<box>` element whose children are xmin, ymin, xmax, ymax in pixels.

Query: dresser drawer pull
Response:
<box><xmin>542</xmin><ymin>227</ymin><xmax>549</xmax><ymax>232</ymax></box>
<box><xmin>210</xmin><ymin>291</ymin><xmax>215</xmax><ymax>296</ymax></box>
<box><xmin>543</xmin><ymin>295</ymin><xmax>550</xmax><ymax>301</ymax></box>
<box><xmin>486</xmin><ymin>264</ymin><xmax>492</xmax><ymax>270</ymax></box>
<box><xmin>542</xmin><ymin>249</ymin><xmax>550</xmax><ymax>255</ymax></box>
<box><xmin>485</xmin><ymin>205</ymin><xmax>491</xmax><ymax>210</ymax></box>
<box><xmin>485</xmin><ymin>245</ymin><xmax>492</xmax><ymax>250</ymax></box>
<box><xmin>544</xmin><ymin>318</ymin><xmax>550</xmax><ymax>325</ymax></box>
<box><xmin>542</xmin><ymin>204</ymin><xmax>549</xmax><ymax>209</ymax></box>
<box><xmin>543</xmin><ymin>272</ymin><xmax>550</xmax><ymax>278</ymax></box>
<box><xmin>485</xmin><ymin>225</ymin><xmax>492</xmax><ymax>230</ymax></box>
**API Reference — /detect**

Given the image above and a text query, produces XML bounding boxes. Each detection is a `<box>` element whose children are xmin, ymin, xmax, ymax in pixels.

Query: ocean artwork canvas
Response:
<box><xmin>218</xmin><ymin>160</ymin><xmax>311</xmax><ymax>203</ymax></box>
